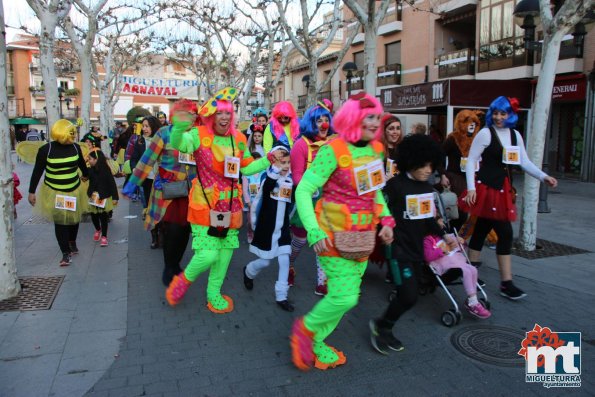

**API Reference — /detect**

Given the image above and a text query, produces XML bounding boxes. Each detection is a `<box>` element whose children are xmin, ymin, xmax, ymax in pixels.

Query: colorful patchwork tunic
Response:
<box><xmin>128</xmin><ymin>126</ymin><xmax>197</xmax><ymax>231</ymax></box>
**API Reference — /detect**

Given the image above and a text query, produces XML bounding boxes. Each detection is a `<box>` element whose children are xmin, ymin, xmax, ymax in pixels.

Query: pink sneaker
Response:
<box><xmin>465</xmin><ymin>300</ymin><xmax>491</xmax><ymax>319</ymax></box>
<box><xmin>93</xmin><ymin>230</ymin><xmax>101</xmax><ymax>241</ymax></box>
<box><xmin>100</xmin><ymin>236</ymin><xmax>108</xmax><ymax>247</ymax></box>
<box><xmin>166</xmin><ymin>273</ymin><xmax>191</xmax><ymax>306</ymax></box>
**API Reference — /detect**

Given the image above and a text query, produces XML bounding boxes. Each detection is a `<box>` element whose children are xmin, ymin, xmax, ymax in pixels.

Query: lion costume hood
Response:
<box><xmin>450</xmin><ymin>109</ymin><xmax>484</xmax><ymax>157</ymax></box>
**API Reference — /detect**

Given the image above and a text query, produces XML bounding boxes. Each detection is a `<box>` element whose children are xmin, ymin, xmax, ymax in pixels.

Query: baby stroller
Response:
<box><xmin>388</xmin><ymin>190</ymin><xmax>490</xmax><ymax>327</ymax></box>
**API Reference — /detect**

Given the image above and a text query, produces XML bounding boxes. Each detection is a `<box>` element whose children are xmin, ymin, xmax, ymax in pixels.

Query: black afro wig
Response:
<box><xmin>397</xmin><ymin>133</ymin><xmax>444</xmax><ymax>172</ymax></box>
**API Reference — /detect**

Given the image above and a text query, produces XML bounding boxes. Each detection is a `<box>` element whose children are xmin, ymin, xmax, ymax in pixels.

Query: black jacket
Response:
<box><xmin>88</xmin><ymin>164</ymin><xmax>119</xmax><ymax>200</ymax></box>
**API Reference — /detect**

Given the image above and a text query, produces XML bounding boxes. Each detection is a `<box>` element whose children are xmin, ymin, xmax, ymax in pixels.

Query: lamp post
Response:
<box><xmin>342</xmin><ymin>62</ymin><xmax>357</xmax><ymax>98</ymax></box>
<box><xmin>57</xmin><ymin>87</ymin><xmax>65</xmax><ymax>119</ymax></box>
<box><xmin>302</xmin><ymin>74</ymin><xmax>310</xmax><ymax>90</ymax></box>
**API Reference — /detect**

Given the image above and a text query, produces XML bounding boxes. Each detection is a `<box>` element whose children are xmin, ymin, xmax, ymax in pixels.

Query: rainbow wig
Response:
<box><xmin>333</xmin><ymin>93</ymin><xmax>384</xmax><ymax>143</ymax></box>
<box><xmin>299</xmin><ymin>103</ymin><xmax>334</xmax><ymax>140</ymax></box>
<box><xmin>486</xmin><ymin>96</ymin><xmax>518</xmax><ymax>128</ymax></box>
<box><xmin>271</xmin><ymin>101</ymin><xmax>299</xmax><ymax>140</ymax></box>
<box><xmin>200</xmin><ymin>100</ymin><xmax>237</xmax><ymax>136</ymax></box>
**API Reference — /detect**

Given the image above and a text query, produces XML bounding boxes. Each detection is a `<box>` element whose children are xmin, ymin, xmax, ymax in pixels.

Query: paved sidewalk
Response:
<box><xmin>0</xmin><ymin>154</ymin><xmax>129</xmax><ymax>397</ymax></box>
<box><xmin>1</xmin><ymin>156</ymin><xmax>594</xmax><ymax>396</ymax></box>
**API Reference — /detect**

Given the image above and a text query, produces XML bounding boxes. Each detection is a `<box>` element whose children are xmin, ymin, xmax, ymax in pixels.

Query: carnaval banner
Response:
<box><xmin>120</xmin><ymin>76</ymin><xmax>210</xmax><ymax>97</ymax></box>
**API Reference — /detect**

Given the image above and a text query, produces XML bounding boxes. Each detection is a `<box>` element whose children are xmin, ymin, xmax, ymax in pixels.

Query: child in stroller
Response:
<box><xmin>424</xmin><ymin>215</ymin><xmax>491</xmax><ymax>320</ymax></box>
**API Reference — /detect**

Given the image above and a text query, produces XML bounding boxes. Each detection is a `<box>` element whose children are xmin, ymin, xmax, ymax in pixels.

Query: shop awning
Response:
<box><xmin>10</xmin><ymin>117</ymin><xmax>44</xmax><ymax>125</ymax></box>
<box><xmin>381</xmin><ymin>79</ymin><xmax>533</xmax><ymax>113</ymax></box>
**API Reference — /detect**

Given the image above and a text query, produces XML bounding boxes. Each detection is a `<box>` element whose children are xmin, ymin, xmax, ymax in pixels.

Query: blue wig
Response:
<box><xmin>298</xmin><ymin>104</ymin><xmax>334</xmax><ymax>140</ymax></box>
<box><xmin>486</xmin><ymin>96</ymin><xmax>518</xmax><ymax>128</ymax></box>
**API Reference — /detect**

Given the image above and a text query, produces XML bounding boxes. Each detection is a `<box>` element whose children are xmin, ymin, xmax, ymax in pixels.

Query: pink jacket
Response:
<box><xmin>423</xmin><ymin>234</ymin><xmax>446</xmax><ymax>263</ymax></box>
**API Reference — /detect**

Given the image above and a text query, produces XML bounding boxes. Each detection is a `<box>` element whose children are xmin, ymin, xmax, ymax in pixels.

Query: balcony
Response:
<box><xmin>298</xmin><ymin>95</ymin><xmax>307</xmax><ymax>110</ymax></box>
<box><xmin>377</xmin><ymin>63</ymin><xmax>401</xmax><ymax>87</ymax></box>
<box><xmin>478</xmin><ymin>38</ymin><xmax>528</xmax><ymax>73</ymax></box>
<box><xmin>436</xmin><ymin>48</ymin><xmax>475</xmax><ymax>78</ymax></box>
<box><xmin>436</xmin><ymin>0</ymin><xmax>478</xmax><ymax>15</ymax></box>
<box><xmin>378</xmin><ymin>7</ymin><xmax>403</xmax><ymax>35</ymax></box>
<box><xmin>346</xmin><ymin>70</ymin><xmax>364</xmax><ymax>91</ymax></box>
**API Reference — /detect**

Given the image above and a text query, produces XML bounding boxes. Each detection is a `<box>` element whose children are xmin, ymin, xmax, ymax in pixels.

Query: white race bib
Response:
<box><xmin>271</xmin><ymin>181</ymin><xmax>292</xmax><ymax>203</ymax></box>
<box><xmin>386</xmin><ymin>159</ymin><xmax>398</xmax><ymax>177</ymax></box>
<box><xmin>55</xmin><ymin>195</ymin><xmax>77</xmax><ymax>212</ymax></box>
<box><xmin>249</xmin><ymin>183</ymin><xmax>259</xmax><ymax>197</ymax></box>
<box><xmin>178</xmin><ymin>152</ymin><xmax>195</xmax><ymax>165</ymax></box>
<box><xmin>460</xmin><ymin>157</ymin><xmax>480</xmax><ymax>173</ymax></box>
<box><xmin>88</xmin><ymin>192</ymin><xmax>106</xmax><ymax>208</ymax></box>
<box><xmin>354</xmin><ymin>159</ymin><xmax>386</xmax><ymax>196</ymax></box>
<box><xmin>224</xmin><ymin>156</ymin><xmax>241</xmax><ymax>179</ymax></box>
<box><xmin>404</xmin><ymin>193</ymin><xmax>435</xmax><ymax>220</ymax></box>
<box><xmin>502</xmin><ymin>146</ymin><xmax>521</xmax><ymax>165</ymax></box>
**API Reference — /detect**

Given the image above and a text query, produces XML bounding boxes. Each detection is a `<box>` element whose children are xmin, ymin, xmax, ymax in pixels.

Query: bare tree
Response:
<box><xmin>342</xmin><ymin>0</ymin><xmax>392</xmax><ymax>95</ymax></box>
<box><xmin>518</xmin><ymin>0</ymin><xmax>593</xmax><ymax>250</ymax></box>
<box><xmin>0</xmin><ymin>0</ymin><xmax>20</xmax><ymax>300</ymax></box>
<box><xmin>25</xmin><ymin>0</ymin><xmax>73</xmax><ymax>127</ymax></box>
<box><xmin>274</xmin><ymin>0</ymin><xmax>360</xmax><ymax>108</ymax></box>
<box><xmin>93</xmin><ymin>26</ymin><xmax>153</xmax><ymax>139</ymax></box>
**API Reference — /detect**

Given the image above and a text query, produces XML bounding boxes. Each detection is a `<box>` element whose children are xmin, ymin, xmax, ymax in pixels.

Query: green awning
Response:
<box><xmin>10</xmin><ymin>117</ymin><xmax>44</xmax><ymax>125</ymax></box>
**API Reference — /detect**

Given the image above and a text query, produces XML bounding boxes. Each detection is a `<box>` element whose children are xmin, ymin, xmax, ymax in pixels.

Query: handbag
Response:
<box><xmin>162</xmin><ymin>179</ymin><xmax>190</xmax><ymax>199</ymax></box>
<box><xmin>440</xmin><ymin>187</ymin><xmax>459</xmax><ymax>220</ymax></box>
<box><xmin>323</xmin><ymin>210</ymin><xmax>376</xmax><ymax>260</ymax></box>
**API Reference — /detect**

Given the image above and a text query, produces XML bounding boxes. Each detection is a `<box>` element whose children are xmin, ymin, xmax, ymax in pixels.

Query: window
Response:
<box><xmin>59</xmin><ymin>81</ymin><xmax>69</xmax><ymax>90</ymax></box>
<box><xmin>354</xmin><ymin>51</ymin><xmax>364</xmax><ymax>70</ymax></box>
<box><xmin>478</xmin><ymin>0</ymin><xmax>528</xmax><ymax>72</ymax></box>
<box><xmin>385</xmin><ymin>41</ymin><xmax>401</xmax><ymax>65</ymax></box>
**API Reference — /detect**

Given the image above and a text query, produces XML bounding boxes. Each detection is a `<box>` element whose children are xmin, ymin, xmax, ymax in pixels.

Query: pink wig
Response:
<box><xmin>271</xmin><ymin>101</ymin><xmax>300</xmax><ymax>140</ymax></box>
<box><xmin>199</xmin><ymin>100</ymin><xmax>238</xmax><ymax>136</ymax></box>
<box><xmin>333</xmin><ymin>93</ymin><xmax>384</xmax><ymax>143</ymax></box>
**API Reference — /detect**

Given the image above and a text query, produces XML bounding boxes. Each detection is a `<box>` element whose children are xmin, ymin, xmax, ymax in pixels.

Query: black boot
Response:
<box><xmin>150</xmin><ymin>228</ymin><xmax>159</xmax><ymax>249</ymax></box>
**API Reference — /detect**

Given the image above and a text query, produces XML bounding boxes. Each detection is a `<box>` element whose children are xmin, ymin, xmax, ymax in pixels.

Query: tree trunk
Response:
<box><xmin>0</xmin><ymin>0</ymin><xmax>21</xmax><ymax>300</ymax></box>
<box><xmin>518</xmin><ymin>32</ymin><xmax>564</xmax><ymax>250</ymax></box>
<box><xmin>79</xmin><ymin>58</ymin><xmax>93</xmax><ymax>133</ymax></box>
<box><xmin>39</xmin><ymin>23</ymin><xmax>61</xmax><ymax>126</ymax></box>
<box><xmin>363</xmin><ymin>26</ymin><xmax>378</xmax><ymax>95</ymax></box>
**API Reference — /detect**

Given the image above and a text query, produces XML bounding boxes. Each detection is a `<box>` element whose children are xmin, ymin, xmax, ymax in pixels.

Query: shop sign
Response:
<box><xmin>552</xmin><ymin>76</ymin><xmax>586</xmax><ymax>102</ymax></box>
<box><xmin>382</xmin><ymin>81</ymin><xmax>449</xmax><ymax>110</ymax></box>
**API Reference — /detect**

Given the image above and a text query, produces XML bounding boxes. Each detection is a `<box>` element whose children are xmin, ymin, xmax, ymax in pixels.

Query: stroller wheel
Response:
<box><xmin>441</xmin><ymin>310</ymin><xmax>457</xmax><ymax>327</ymax></box>
<box><xmin>479</xmin><ymin>297</ymin><xmax>491</xmax><ymax>310</ymax></box>
<box><xmin>388</xmin><ymin>290</ymin><xmax>398</xmax><ymax>302</ymax></box>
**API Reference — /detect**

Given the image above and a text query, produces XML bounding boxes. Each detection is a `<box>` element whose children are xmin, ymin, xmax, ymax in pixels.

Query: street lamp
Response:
<box><xmin>57</xmin><ymin>87</ymin><xmax>65</xmax><ymax>119</ymax></box>
<box><xmin>302</xmin><ymin>74</ymin><xmax>310</xmax><ymax>91</ymax></box>
<box><xmin>342</xmin><ymin>62</ymin><xmax>358</xmax><ymax>98</ymax></box>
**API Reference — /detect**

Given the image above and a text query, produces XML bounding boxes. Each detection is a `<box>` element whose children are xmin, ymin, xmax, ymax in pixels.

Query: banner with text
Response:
<box><xmin>120</xmin><ymin>76</ymin><xmax>208</xmax><ymax>97</ymax></box>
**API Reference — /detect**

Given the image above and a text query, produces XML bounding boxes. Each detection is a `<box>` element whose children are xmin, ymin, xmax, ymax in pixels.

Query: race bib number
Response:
<box><xmin>502</xmin><ymin>146</ymin><xmax>521</xmax><ymax>165</ymax></box>
<box><xmin>55</xmin><ymin>195</ymin><xmax>77</xmax><ymax>212</ymax></box>
<box><xmin>224</xmin><ymin>156</ymin><xmax>240</xmax><ymax>179</ymax></box>
<box><xmin>249</xmin><ymin>183</ymin><xmax>259</xmax><ymax>196</ymax></box>
<box><xmin>178</xmin><ymin>152</ymin><xmax>195</xmax><ymax>165</ymax></box>
<box><xmin>460</xmin><ymin>157</ymin><xmax>479</xmax><ymax>173</ymax></box>
<box><xmin>386</xmin><ymin>159</ymin><xmax>398</xmax><ymax>177</ymax></box>
<box><xmin>354</xmin><ymin>159</ymin><xmax>386</xmax><ymax>196</ymax></box>
<box><xmin>404</xmin><ymin>193</ymin><xmax>435</xmax><ymax>220</ymax></box>
<box><xmin>271</xmin><ymin>182</ymin><xmax>292</xmax><ymax>203</ymax></box>
<box><xmin>435</xmin><ymin>238</ymin><xmax>461</xmax><ymax>256</ymax></box>
<box><xmin>88</xmin><ymin>192</ymin><xmax>106</xmax><ymax>208</ymax></box>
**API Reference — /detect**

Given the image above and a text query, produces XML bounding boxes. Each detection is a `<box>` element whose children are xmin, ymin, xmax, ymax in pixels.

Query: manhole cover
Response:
<box><xmin>512</xmin><ymin>238</ymin><xmax>590</xmax><ymax>259</ymax></box>
<box><xmin>23</xmin><ymin>216</ymin><xmax>49</xmax><ymax>225</ymax></box>
<box><xmin>0</xmin><ymin>276</ymin><xmax>65</xmax><ymax>311</ymax></box>
<box><xmin>451</xmin><ymin>325</ymin><xmax>525</xmax><ymax>367</ymax></box>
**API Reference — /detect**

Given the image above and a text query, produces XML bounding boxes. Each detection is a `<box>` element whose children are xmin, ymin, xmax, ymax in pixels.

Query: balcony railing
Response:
<box><xmin>346</xmin><ymin>70</ymin><xmax>364</xmax><ymax>91</ymax></box>
<box><xmin>298</xmin><ymin>95</ymin><xmax>307</xmax><ymax>110</ymax></box>
<box><xmin>535</xmin><ymin>37</ymin><xmax>583</xmax><ymax>63</ymax></box>
<box><xmin>377</xmin><ymin>63</ymin><xmax>402</xmax><ymax>87</ymax></box>
<box><xmin>478</xmin><ymin>38</ymin><xmax>528</xmax><ymax>73</ymax></box>
<box><xmin>436</xmin><ymin>49</ymin><xmax>475</xmax><ymax>78</ymax></box>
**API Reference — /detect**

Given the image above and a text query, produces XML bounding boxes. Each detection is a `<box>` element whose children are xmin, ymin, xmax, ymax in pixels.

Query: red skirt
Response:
<box><xmin>466</xmin><ymin>178</ymin><xmax>516</xmax><ymax>222</ymax></box>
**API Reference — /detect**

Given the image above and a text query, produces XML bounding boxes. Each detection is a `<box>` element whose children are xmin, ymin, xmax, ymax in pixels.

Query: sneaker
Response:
<box><xmin>100</xmin><ymin>236</ymin><xmax>108</xmax><ymax>247</ymax></box>
<box><xmin>288</xmin><ymin>266</ymin><xmax>296</xmax><ymax>287</ymax></box>
<box><xmin>314</xmin><ymin>284</ymin><xmax>327</xmax><ymax>296</ymax></box>
<box><xmin>465</xmin><ymin>300</ymin><xmax>491</xmax><ymax>319</ymax></box>
<box><xmin>276</xmin><ymin>300</ymin><xmax>295</xmax><ymax>312</ymax></box>
<box><xmin>243</xmin><ymin>266</ymin><xmax>253</xmax><ymax>290</ymax></box>
<box><xmin>59</xmin><ymin>253</ymin><xmax>71</xmax><ymax>267</ymax></box>
<box><xmin>93</xmin><ymin>230</ymin><xmax>101</xmax><ymax>241</ymax></box>
<box><xmin>500</xmin><ymin>281</ymin><xmax>527</xmax><ymax>300</ymax></box>
<box><xmin>68</xmin><ymin>241</ymin><xmax>79</xmax><ymax>255</ymax></box>
<box><xmin>369</xmin><ymin>320</ymin><xmax>404</xmax><ymax>354</ymax></box>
